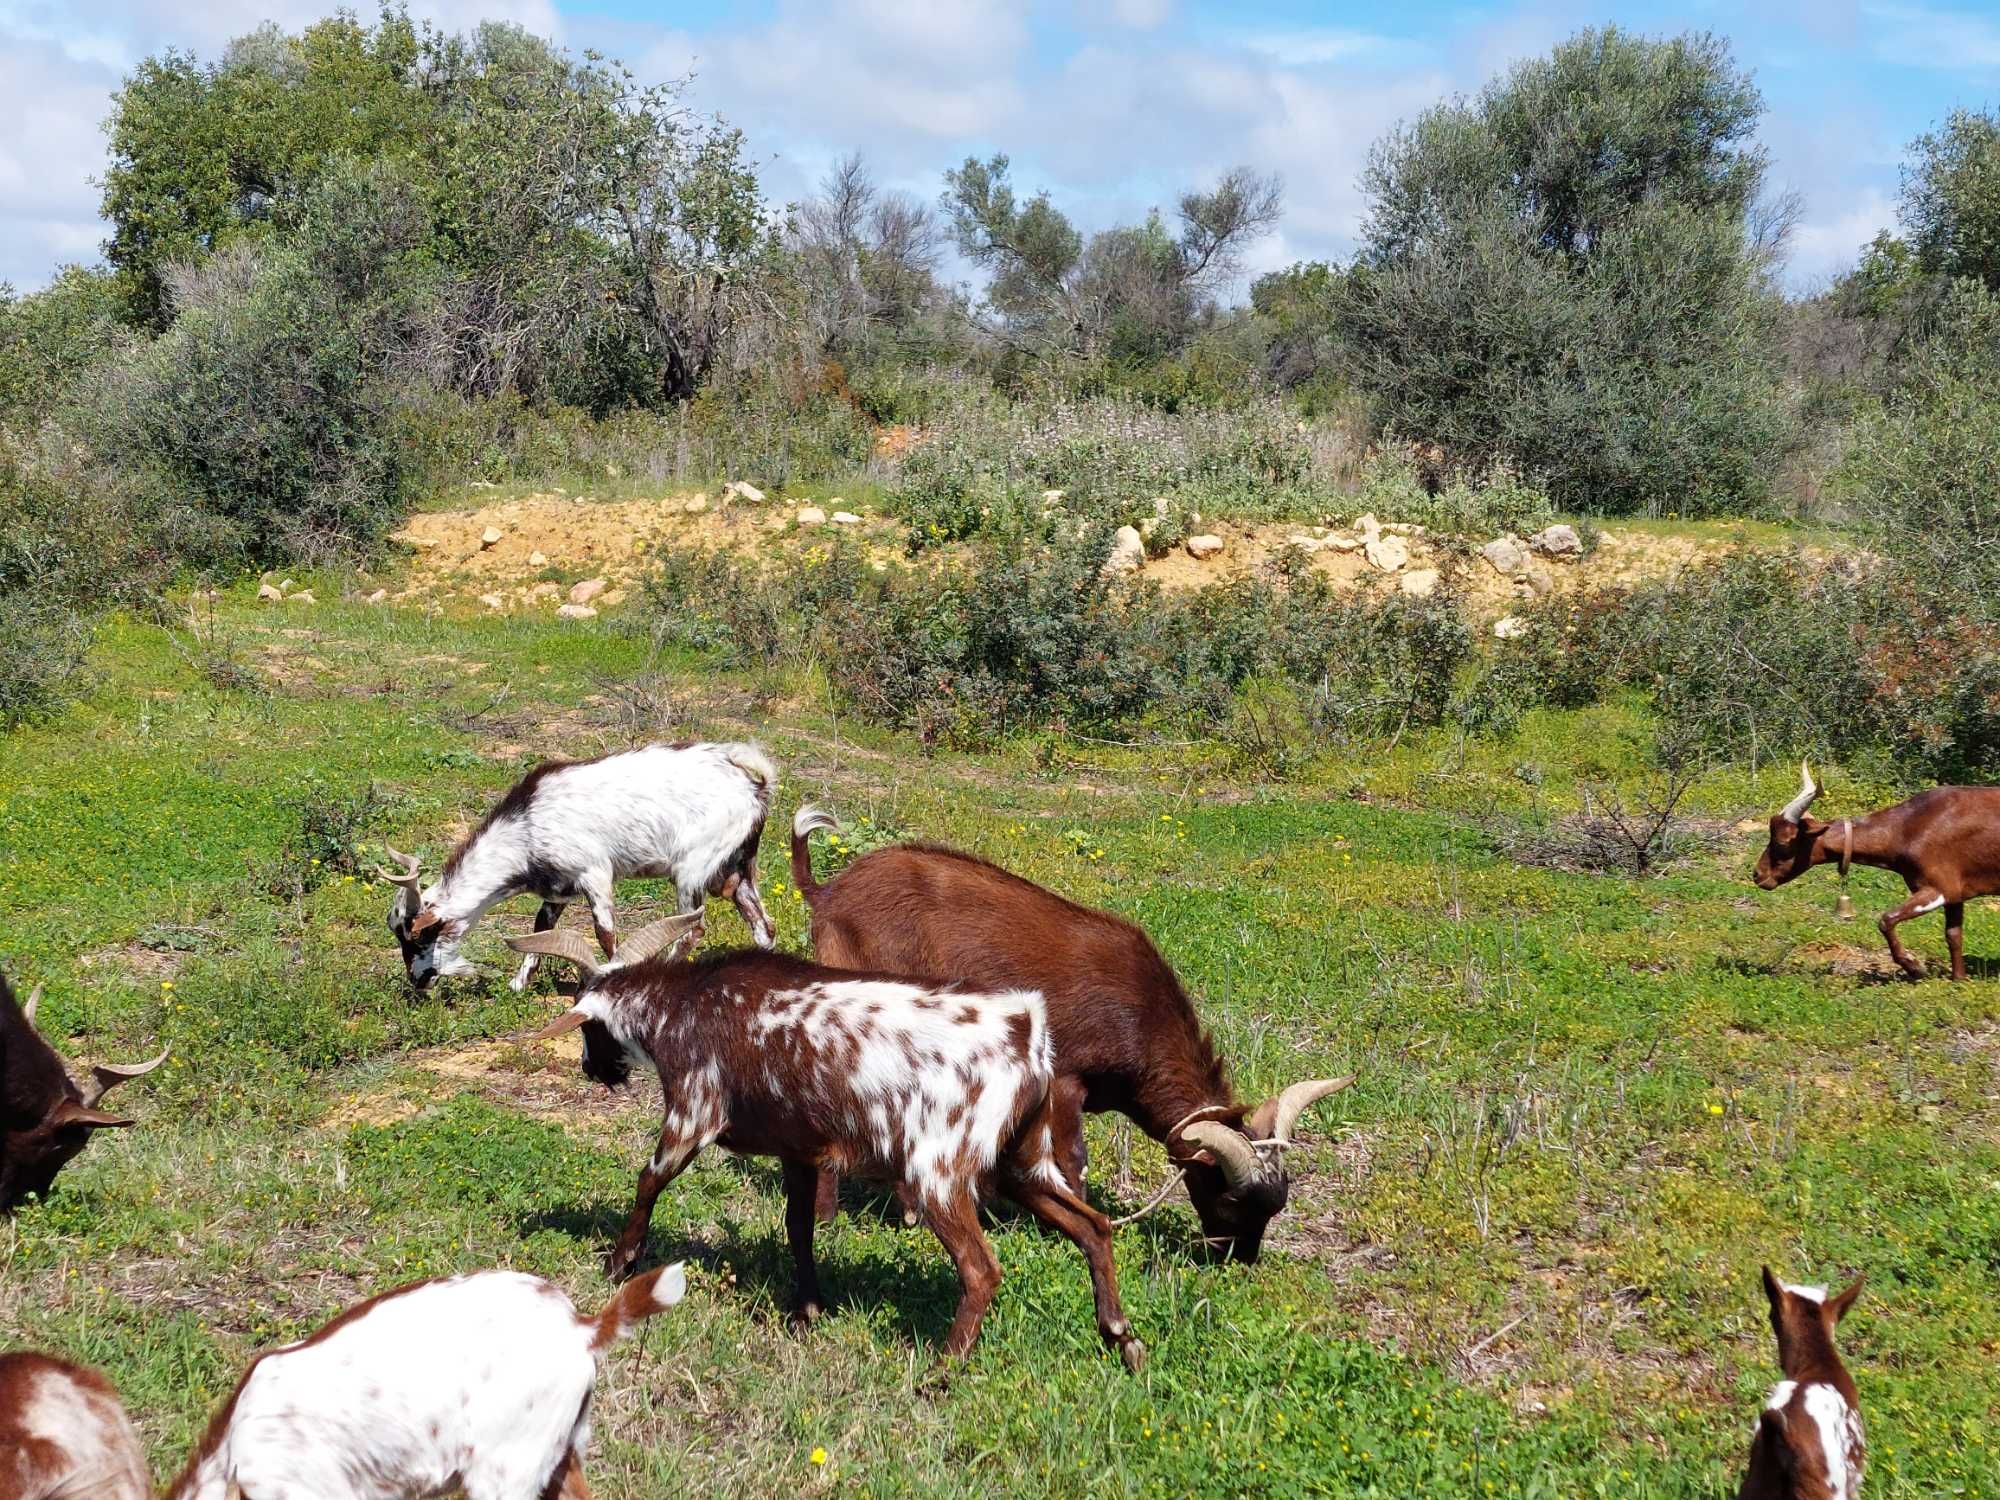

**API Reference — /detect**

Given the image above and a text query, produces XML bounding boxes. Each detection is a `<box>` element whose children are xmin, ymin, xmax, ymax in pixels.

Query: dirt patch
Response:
<box><xmin>320</xmin><ymin>1032</ymin><xmax>657</xmax><ymax>1136</ymax></box>
<box><xmin>388</xmin><ymin>491</ymin><xmax>1749</xmax><ymax>625</ymax></box>
<box><xmin>1791</xmin><ymin>940</ymin><xmax>1905</xmax><ymax>980</ymax></box>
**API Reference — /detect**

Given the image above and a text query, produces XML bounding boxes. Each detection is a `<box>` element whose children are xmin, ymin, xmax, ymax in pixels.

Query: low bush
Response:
<box><xmin>647</xmin><ymin>531</ymin><xmax>1470</xmax><ymax>749</ymax></box>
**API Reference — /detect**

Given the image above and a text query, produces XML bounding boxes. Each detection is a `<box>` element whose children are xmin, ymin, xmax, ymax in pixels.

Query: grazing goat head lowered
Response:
<box><xmin>1754</xmin><ymin>761</ymin><xmax>2000</xmax><ymax>980</ymax></box>
<box><xmin>0</xmin><ymin>1351</ymin><xmax>151</xmax><ymax>1500</ymax></box>
<box><xmin>167</xmin><ymin>1265</ymin><xmax>685</xmax><ymax>1500</ymax></box>
<box><xmin>1739</xmin><ymin>1268</ymin><xmax>1865</xmax><ymax>1500</ymax></box>
<box><xmin>1</xmin><ymin>974</ymin><xmax>167</xmax><ymax>1213</ymax></box>
<box><xmin>511</xmin><ymin>910</ymin><xmax>1149</xmax><ymax>1370</ymax></box>
<box><xmin>789</xmin><ymin>806</ymin><xmax>1353</xmax><ymax>1261</ymax></box>
<box><xmin>383</xmin><ymin>740</ymin><xmax>778</xmax><ymax>992</ymax></box>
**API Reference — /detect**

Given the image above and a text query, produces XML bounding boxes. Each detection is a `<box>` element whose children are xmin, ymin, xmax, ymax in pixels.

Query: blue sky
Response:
<box><xmin>6</xmin><ymin>0</ymin><xmax>2000</xmax><ymax>296</ymax></box>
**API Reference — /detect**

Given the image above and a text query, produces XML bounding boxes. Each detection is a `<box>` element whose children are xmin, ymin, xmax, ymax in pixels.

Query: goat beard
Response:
<box><xmin>579</xmin><ymin>1019</ymin><xmax>633</xmax><ymax>1089</ymax></box>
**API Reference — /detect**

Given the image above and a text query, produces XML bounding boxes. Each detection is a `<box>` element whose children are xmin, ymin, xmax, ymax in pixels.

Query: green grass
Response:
<box><xmin>2</xmin><ymin>584</ymin><xmax>1995</xmax><ymax>1497</ymax></box>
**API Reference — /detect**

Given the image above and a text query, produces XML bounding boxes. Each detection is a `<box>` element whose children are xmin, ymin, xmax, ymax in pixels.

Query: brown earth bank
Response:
<box><xmin>378</xmin><ymin>488</ymin><xmax>1785</xmax><ymax>627</ymax></box>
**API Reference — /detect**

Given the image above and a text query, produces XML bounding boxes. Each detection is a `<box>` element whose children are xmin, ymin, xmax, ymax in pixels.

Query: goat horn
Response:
<box><xmin>615</xmin><ymin>911</ymin><xmax>706</xmax><ymax>967</ymax></box>
<box><xmin>505</xmin><ymin>930</ymin><xmax>602</xmax><ymax>978</ymax></box>
<box><xmin>1252</xmin><ymin>1074</ymin><xmax>1358</xmax><ymax>1144</ymax></box>
<box><xmin>1779</xmin><ymin>760</ymin><xmax>1819</xmax><ymax>824</ymax></box>
<box><xmin>530</xmin><ymin>1008</ymin><xmax>592</xmax><ymax>1042</ymax></box>
<box><xmin>376</xmin><ymin>847</ymin><xmax>425</xmax><ymax>888</ymax></box>
<box><xmin>22</xmin><ymin>984</ymin><xmax>40</xmax><ymax>1028</ymax></box>
<box><xmin>81</xmin><ymin>1047</ymin><xmax>170</xmax><ymax>1108</ymax></box>
<box><xmin>1175</xmin><ymin>1120</ymin><xmax>1263</xmax><ymax>1191</ymax></box>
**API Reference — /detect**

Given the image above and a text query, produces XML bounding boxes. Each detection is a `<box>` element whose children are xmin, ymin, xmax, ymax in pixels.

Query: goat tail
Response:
<box><xmin>588</xmin><ymin>1262</ymin><xmax>686</xmax><ymax>1353</ymax></box>
<box><xmin>722</xmin><ymin>742</ymin><xmax>779</xmax><ymax>793</ymax></box>
<box><xmin>791</xmin><ymin>804</ymin><xmax>840</xmax><ymax>900</ymax></box>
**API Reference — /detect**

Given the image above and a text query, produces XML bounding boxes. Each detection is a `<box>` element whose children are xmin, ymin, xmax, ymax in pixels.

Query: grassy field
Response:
<box><xmin>2</xmin><ymin>580</ymin><xmax>1996</xmax><ymax>1498</ymax></box>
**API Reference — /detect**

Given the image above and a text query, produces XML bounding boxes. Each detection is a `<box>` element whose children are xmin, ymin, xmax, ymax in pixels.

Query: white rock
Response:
<box><xmin>831</xmin><ymin>511</ymin><xmax>862</xmax><ymax>525</ymax></box>
<box><xmin>528</xmin><ymin>550</ymin><xmax>548</xmax><ymax>568</ymax></box>
<box><xmin>1364</xmin><ymin>533</ymin><xmax>1410</xmax><ymax>572</ymax></box>
<box><xmin>1530</xmin><ymin>523</ymin><xmax>1582</xmax><ymax>558</ymax></box>
<box><xmin>724</xmin><ymin>480</ymin><xmax>767</xmax><ymax>504</ymax></box>
<box><xmin>1321</xmin><ymin>532</ymin><xmax>1365</xmax><ymax>553</ymax></box>
<box><xmin>364</xmin><ymin>589</ymin><xmax>388</xmax><ymax>605</ymax></box>
<box><xmin>796</xmin><ymin>506</ymin><xmax>827</xmax><ymax>526</ymax></box>
<box><xmin>1481</xmin><ymin>536</ymin><xmax>1527</xmax><ymax>576</ymax></box>
<box><xmin>1185</xmin><ymin>534</ymin><xmax>1225</xmax><ymax>560</ymax></box>
<box><xmin>1103</xmin><ymin>525</ymin><xmax>1145</xmax><ymax>574</ymax></box>
<box><xmin>1286</xmin><ymin>534</ymin><xmax>1323</xmax><ymax>552</ymax></box>
<box><xmin>1152</xmin><ymin>496</ymin><xmax>1172</xmax><ymax>517</ymax></box>
<box><xmin>568</xmin><ymin>577</ymin><xmax>608</xmax><ymax>605</ymax></box>
<box><xmin>287</xmin><ymin>589</ymin><xmax>316</xmax><ymax>605</ymax></box>
<box><xmin>1493</xmin><ymin>615</ymin><xmax>1530</xmax><ymax>639</ymax></box>
<box><xmin>477</xmin><ymin>593</ymin><xmax>504</xmax><ymax>611</ymax></box>
<box><xmin>1399</xmin><ymin>567</ymin><xmax>1440</xmax><ymax>598</ymax></box>
<box><xmin>527</xmin><ymin>582</ymin><xmax>560</xmax><ymax>600</ymax></box>
<box><xmin>480</xmin><ymin>527</ymin><xmax>503</xmax><ymax>549</ymax></box>
<box><xmin>1354</xmin><ymin>512</ymin><xmax>1383</xmax><ymax>538</ymax></box>
<box><xmin>556</xmin><ymin>603</ymin><xmax>598</xmax><ymax>621</ymax></box>
<box><xmin>257</xmin><ymin>583</ymin><xmax>283</xmax><ymax>603</ymax></box>
<box><xmin>1518</xmin><ymin>563</ymin><xmax>1555</xmax><ymax>597</ymax></box>
<box><xmin>1042</xmin><ymin>489</ymin><xmax>1066</xmax><ymax>505</ymax></box>
<box><xmin>684</xmin><ymin>494</ymin><xmax>708</xmax><ymax>514</ymax></box>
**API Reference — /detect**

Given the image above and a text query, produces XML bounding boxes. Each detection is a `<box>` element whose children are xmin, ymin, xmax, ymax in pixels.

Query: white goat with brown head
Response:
<box><xmin>382</xmin><ymin>741</ymin><xmax>778</xmax><ymax>991</ymax></box>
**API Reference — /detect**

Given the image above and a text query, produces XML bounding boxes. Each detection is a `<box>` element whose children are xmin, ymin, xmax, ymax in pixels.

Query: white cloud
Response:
<box><xmin>1866</xmin><ymin>3</ymin><xmax>2000</xmax><ymax>69</ymax></box>
<box><xmin>1789</xmin><ymin>185</ymin><xmax>1898</xmax><ymax>285</ymax></box>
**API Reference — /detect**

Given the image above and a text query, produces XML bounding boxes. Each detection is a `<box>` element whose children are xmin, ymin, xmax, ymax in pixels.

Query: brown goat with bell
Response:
<box><xmin>1754</xmin><ymin>761</ymin><xmax>2000</xmax><ymax>980</ymax></box>
<box><xmin>790</xmin><ymin>807</ymin><xmax>1353</xmax><ymax>1262</ymax></box>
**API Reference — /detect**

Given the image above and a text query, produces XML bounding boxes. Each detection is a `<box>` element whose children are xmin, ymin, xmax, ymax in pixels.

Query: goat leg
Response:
<box><xmin>510</xmin><ymin>901</ymin><xmax>569</xmax><ymax>992</ymax></box>
<box><xmin>1002</xmin><ymin>1160</ymin><xmax>1147</xmax><ymax>1373</ymax></box>
<box><xmin>781</xmin><ymin>1160</ymin><xmax>826</xmax><ymax>1326</ymax></box>
<box><xmin>924</xmin><ymin>1193</ymin><xmax>1003</xmax><ymax>1358</ymax></box>
<box><xmin>607</xmin><ymin>1134</ymin><xmax>695</xmax><ymax>1281</ymax></box>
<box><xmin>812</xmin><ymin>1167</ymin><xmax>841</xmax><ymax>1224</ymax></box>
<box><xmin>1946</xmin><ymin>901</ymin><xmax>1967</xmax><ymax>981</ymax></box>
<box><xmin>1879</xmin><ymin>888</ymin><xmax>1943</xmax><ymax>978</ymax></box>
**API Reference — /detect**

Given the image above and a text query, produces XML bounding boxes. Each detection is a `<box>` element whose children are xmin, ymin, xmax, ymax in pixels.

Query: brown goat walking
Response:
<box><xmin>1754</xmin><ymin>762</ymin><xmax>2000</xmax><ymax>980</ymax></box>
<box><xmin>789</xmin><ymin>807</ymin><xmax>1352</xmax><ymax>1262</ymax></box>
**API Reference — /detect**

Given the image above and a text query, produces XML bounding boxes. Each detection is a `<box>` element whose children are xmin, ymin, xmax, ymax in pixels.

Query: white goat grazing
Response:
<box><xmin>0</xmin><ymin>1351</ymin><xmax>151</xmax><ymax>1500</ymax></box>
<box><xmin>167</xmin><ymin>1265</ymin><xmax>685</xmax><ymax>1500</ymax></box>
<box><xmin>382</xmin><ymin>741</ymin><xmax>777</xmax><ymax>990</ymax></box>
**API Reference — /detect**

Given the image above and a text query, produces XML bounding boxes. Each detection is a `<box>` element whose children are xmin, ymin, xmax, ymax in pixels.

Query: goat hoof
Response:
<box><xmin>1118</xmin><ymin>1338</ymin><xmax>1148</xmax><ymax>1374</ymax></box>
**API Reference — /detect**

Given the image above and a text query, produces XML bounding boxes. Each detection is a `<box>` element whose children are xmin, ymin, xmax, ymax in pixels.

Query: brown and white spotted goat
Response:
<box><xmin>1754</xmin><ymin>762</ymin><xmax>2000</xmax><ymax>980</ymax></box>
<box><xmin>1740</xmin><ymin>1268</ymin><xmax>1866</xmax><ymax>1500</ymax></box>
<box><xmin>510</xmin><ymin>911</ymin><xmax>1149</xmax><ymax>1370</ymax></box>
<box><xmin>0</xmin><ymin>1351</ymin><xmax>150</xmax><ymax>1500</ymax></box>
<box><xmin>1</xmin><ymin>974</ymin><xmax>167</xmax><ymax>1213</ymax></box>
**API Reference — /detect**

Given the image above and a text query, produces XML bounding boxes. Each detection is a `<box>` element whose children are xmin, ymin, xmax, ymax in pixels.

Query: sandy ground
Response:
<box><xmin>383</xmin><ymin>488</ymin><xmax>1751</xmax><ymax>626</ymax></box>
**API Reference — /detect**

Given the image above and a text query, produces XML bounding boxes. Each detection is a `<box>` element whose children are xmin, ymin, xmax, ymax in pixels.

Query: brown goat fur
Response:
<box><xmin>0</xmin><ymin>1351</ymin><xmax>150</xmax><ymax>1500</ymax></box>
<box><xmin>0</xmin><ymin>975</ymin><xmax>166</xmax><ymax>1214</ymax></box>
<box><xmin>1755</xmin><ymin>763</ymin><xmax>2000</xmax><ymax>980</ymax></box>
<box><xmin>790</xmin><ymin>811</ymin><xmax>1351</xmax><ymax>1262</ymax></box>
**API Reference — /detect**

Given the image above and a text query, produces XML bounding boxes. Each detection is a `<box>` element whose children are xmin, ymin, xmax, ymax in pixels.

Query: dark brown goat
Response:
<box><xmin>789</xmin><ymin>808</ymin><xmax>1353</xmax><ymax>1263</ymax></box>
<box><xmin>1754</xmin><ymin>762</ymin><xmax>2000</xmax><ymax>980</ymax></box>
<box><xmin>1</xmin><ymin>974</ymin><xmax>167</xmax><ymax>1213</ymax></box>
<box><xmin>1739</xmin><ymin>1268</ymin><xmax>1865</xmax><ymax>1500</ymax></box>
<box><xmin>510</xmin><ymin>911</ymin><xmax>1147</xmax><ymax>1370</ymax></box>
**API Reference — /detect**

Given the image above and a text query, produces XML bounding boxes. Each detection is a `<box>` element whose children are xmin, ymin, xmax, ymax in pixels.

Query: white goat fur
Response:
<box><xmin>168</xmin><ymin>1266</ymin><xmax>684</xmax><ymax>1500</ymax></box>
<box><xmin>0</xmin><ymin>1353</ymin><xmax>150</xmax><ymax>1500</ymax></box>
<box><xmin>567</xmin><ymin>961</ymin><xmax>1062</xmax><ymax>1209</ymax></box>
<box><xmin>392</xmin><ymin>741</ymin><xmax>777</xmax><ymax>988</ymax></box>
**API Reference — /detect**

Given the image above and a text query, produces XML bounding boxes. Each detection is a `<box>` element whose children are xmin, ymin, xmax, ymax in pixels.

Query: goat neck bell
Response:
<box><xmin>1835</xmin><ymin>889</ymin><xmax>1855</xmax><ymax>920</ymax></box>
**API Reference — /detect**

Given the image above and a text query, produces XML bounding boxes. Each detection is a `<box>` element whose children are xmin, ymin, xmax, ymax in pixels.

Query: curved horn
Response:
<box><xmin>81</xmin><ymin>1047</ymin><xmax>170</xmax><ymax>1108</ymax></box>
<box><xmin>1248</xmin><ymin>1074</ymin><xmax>1358</xmax><ymax>1144</ymax></box>
<box><xmin>529</xmin><ymin>1008</ymin><xmax>592</xmax><ymax>1042</ymax></box>
<box><xmin>615</xmin><ymin>911</ymin><xmax>706</xmax><ymax>967</ymax></box>
<box><xmin>376</xmin><ymin>846</ymin><xmax>424</xmax><ymax>890</ymax></box>
<box><xmin>22</xmin><ymin>983</ymin><xmax>40</xmax><ymax>1028</ymax></box>
<box><xmin>1175</xmin><ymin>1120</ymin><xmax>1263</xmax><ymax>1190</ymax></box>
<box><xmin>1779</xmin><ymin>760</ymin><xmax>1819</xmax><ymax>824</ymax></box>
<box><xmin>505</xmin><ymin>930</ymin><xmax>602</xmax><ymax>978</ymax></box>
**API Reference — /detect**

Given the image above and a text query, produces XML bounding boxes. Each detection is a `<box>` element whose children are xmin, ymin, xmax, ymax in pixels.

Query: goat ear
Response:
<box><xmin>1760</xmin><ymin>1265</ymin><xmax>1787</xmax><ymax>1320</ymax></box>
<box><xmin>21</xmin><ymin>984</ymin><xmax>41</xmax><ymax>1028</ymax></box>
<box><xmin>529</xmin><ymin>1008</ymin><xmax>592</xmax><ymax>1042</ymax></box>
<box><xmin>1826</xmin><ymin>1274</ymin><xmax>1863</xmax><ymax>1325</ymax></box>
<box><xmin>407</xmin><ymin>908</ymin><xmax>443</xmax><ymax>939</ymax></box>
<box><xmin>47</xmin><ymin>1098</ymin><xmax>135</xmax><ymax>1131</ymax></box>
